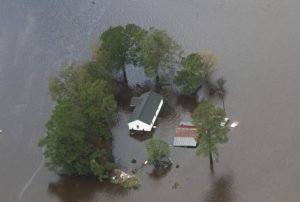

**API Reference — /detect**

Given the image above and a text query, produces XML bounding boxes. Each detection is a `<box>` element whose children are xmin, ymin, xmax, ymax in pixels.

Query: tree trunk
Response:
<box><xmin>155</xmin><ymin>74</ymin><xmax>159</xmax><ymax>85</ymax></box>
<box><xmin>222</xmin><ymin>96</ymin><xmax>225</xmax><ymax>112</ymax></box>
<box><xmin>209</xmin><ymin>152</ymin><xmax>214</xmax><ymax>170</ymax></box>
<box><xmin>122</xmin><ymin>65</ymin><xmax>128</xmax><ymax>86</ymax></box>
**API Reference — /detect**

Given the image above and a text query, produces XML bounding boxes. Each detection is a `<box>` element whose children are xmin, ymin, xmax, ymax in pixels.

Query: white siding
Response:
<box><xmin>149</xmin><ymin>100</ymin><xmax>163</xmax><ymax>129</ymax></box>
<box><xmin>128</xmin><ymin>99</ymin><xmax>163</xmax><ymax>132</ymax></box>
<box><xmin>128</xmin><ymin>120</ymin><xmax>151</xmax><ymax>131</ymax></box>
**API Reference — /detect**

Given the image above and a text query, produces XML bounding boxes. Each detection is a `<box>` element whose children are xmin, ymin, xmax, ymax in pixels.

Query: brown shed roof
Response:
<box><xmin>175</xmin><ymin>124</ymin><xmax>197</xmax><ymax>138</ymax></box>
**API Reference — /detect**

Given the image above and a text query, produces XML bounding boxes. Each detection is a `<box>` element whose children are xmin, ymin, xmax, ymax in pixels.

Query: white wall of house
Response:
<box><xmin>128</xmin><ymin>99</ymin><xmax>163</xmax><ymax>132</ymax></box>
<box><xmin>149</xmin><ymin>100</ymin><xmax>163</xmax><ymax>129</ymax></box>
<box><xmin>128</xmin><ymin>120</ymin><xmax>152</xmax><ymax>131</ymax></box>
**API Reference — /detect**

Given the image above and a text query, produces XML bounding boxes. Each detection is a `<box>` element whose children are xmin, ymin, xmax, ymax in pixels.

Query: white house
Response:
<box><xmin>128</xmin><ymin>91</ymin><xmax>163</xmax><ymax>131</ymax></box>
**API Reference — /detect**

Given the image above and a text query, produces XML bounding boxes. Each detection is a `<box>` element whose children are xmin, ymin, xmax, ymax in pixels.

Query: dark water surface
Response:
<box><xmin>1</xmin><ymin>0</ymin><xmax>300</xmax><ymax>201</ymax></box>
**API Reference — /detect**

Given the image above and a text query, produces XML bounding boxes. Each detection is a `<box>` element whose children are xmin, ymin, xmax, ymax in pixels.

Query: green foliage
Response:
<box><xmin>79</xmin><ymin>80</ymin><xmax>117</xmax><ymax>134</ymax></box>
<box><xmin>39</xmin><ymin>99</ymin><xmax>93</xmax><ymax>175</ymax></box>
<box><xmin>48</xmin><ymin>61</ymin><xmax>109</xmax><ymax>102</ymax></box>
<box><xmin>40</xmin><ymin>61</ymin><xmax>117</xmax><ymax>181</ymax></box>
<box><xmin>207</xmin><ymin>76</ymin><xmax>227</xmax><ymax>97</ymax></box>
<box><xmin>131</xmin><ymin>159</ymin><xmax>136</xmax><ymax>163</ymax></box>
<box><xmin>90</xmin><ymin>159</ymin><xmax>114</xmax><ymax>182</ymax></box>
<box><xmin>83</xmin><ymin>60</ymin><xmax>110</xmax><ymax>82</ymax></box>
<box><xmin>140</xmin><ymin>27</ymin><xmax>182</xmax><ymax>83</ymax></box>
<box><xmin>192</xmin><ymin>102</ymin><xmax>229</xmax><ymax>163</ymax></box>
<box><xmin>99</xmin><ymin>26</ymin><xmax>126</xmax><ymax>72</ymax></box>
<box><xmin>216</xmin><ymin>77</ymin><xmax>226</xmax><ymax>89</ymax></box>
<box><xmin>131</xmin><ymin>168</ymin><xmax>137</xmax><ymax>174</ymax></box>
<box><xmin>94</xmin><ymin>24</ymin><xmax>146</xmax><ymax>83</ymax></box>
<box><xmin>173</xmin><ymin>53</ymin><xmax>205</xmax><ymax>94</ymax></box>
<box><xmin>172</xmin><ymin>181</ymin><xmax>180</xmax><ymax>189</ymax></box>
<box><xmin>198</xmin><ymin>51</ymin><xmax>218</xmax><ymax>79</ymax></box>
<box><xmin>120</xmin><ymin>177</ymin><xmax>140</xmax><ymax>189</ymax></box>
<box><xmin>144</xmin><ymin>138</ymin><xmax>170</xmax><ymax>164</ymax></box>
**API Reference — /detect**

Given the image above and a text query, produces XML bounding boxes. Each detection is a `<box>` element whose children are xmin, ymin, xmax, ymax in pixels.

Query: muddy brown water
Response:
<box><xmin>1</xmin><ymin>0</ymin><xmax>300</xmax><ymax>201</ymax></box>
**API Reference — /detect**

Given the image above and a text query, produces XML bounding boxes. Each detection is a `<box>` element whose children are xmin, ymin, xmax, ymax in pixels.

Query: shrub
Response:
<box><xmin>131</xmin><ymin>168</ymin><xmax>137</xmax><ymax>174</ymax></box>
<box><xmin>121</xmin><ymin>177</ymin><xmax>140</xmax><ymax>189</ymax></box>
<box><xmin>172</xmin><ymin>181</ymin><xmax>179</xmax><ymax>189</ymax></box>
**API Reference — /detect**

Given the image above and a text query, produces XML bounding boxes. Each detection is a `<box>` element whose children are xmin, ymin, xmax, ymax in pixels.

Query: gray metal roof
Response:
<box><xmin>179</xmin><ymin>121</ymin><xmax>194</xmax><ymax>126</ymax></box>
<box><xmin>129</xmin><ymin>91</ymin><xmax>163</xmax><ymax>125</ymax></box>
<box><xmin>173</xmin><ymin>137</ymin><xmax>197</xmax><ymax>147</ymax></box>
<box><xmin>130</xmin><ymin>97</ymin><xmax>142</xmax><ymax>107</ymax></box>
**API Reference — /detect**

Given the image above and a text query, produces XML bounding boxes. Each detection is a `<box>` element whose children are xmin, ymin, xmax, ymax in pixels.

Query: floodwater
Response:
<box><xmin>1</xmin><ymin>0</ymin><xmax>300</xmax><ymax>201</ymax></box>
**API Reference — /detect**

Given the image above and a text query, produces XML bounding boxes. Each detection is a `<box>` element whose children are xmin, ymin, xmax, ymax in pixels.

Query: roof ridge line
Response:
<box><xmin>137</xmin><ymin>91</ymin><xmax>154</xmax><ymax>120</ymax></box>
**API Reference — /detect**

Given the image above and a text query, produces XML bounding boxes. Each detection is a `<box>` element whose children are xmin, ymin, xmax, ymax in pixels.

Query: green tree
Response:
<box><xmin>145</xmin><ymin>138</ymin><xmax>170</xmax><ymax>167</ymax></box>
<box><xmin>48</xmin><ymin>61</ymin><xmax>109</xmax><ymax>103</ymax></box>
<box><xmin>38</xmin><ymin>99</ymin><xmax>111</xmax><ymax>176</ymax></box>
<box><xmin>79</xmin><ymin>80</ymin><xmax>117</xmax><ymax>140</ymax></box>
<box><xmin>40</xmin><ymin>62</ymin><xmax>117</xmax><ymax>181</ymax></box>
<box><xmin>173</xmin><ymin>53</ymin><xmax>205</xmax><ymax>95</ymax></box>
<box><xmin>192</xmin><ymin>102</ymin><xmax>229</xmax><ymax>170</ymax></box>
<box><xmin>198</xmin><ymin>51</ymin><xmax>219</xmax><ymax>79</ymax></box>
<box><xmin>140</xmin><ymin>27</ymin><xmax>182</xmax><ymax>84</ymax></box>
<box><xmin>95</xmin><ymin>24</ymin><xmax>146</xmax><ymax>85</ymax></box>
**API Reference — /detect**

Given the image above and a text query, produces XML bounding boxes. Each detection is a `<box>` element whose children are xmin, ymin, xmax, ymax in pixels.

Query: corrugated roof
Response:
<box><xmin>173</xmin><ymin>137</ymin><xmax>197</xmax><ymax>147</ymax></box>
<box><xmin>129</xmin><ymin>91</ymin><xmax>163</xmax><ymax>125</ymax></box>
<box><xmin>173</xmin><ymin>123</ymin><xmax>198</xmax><ymax>147</ymax></box>
<box><xmin>175</xmin><ymin>124</ymin><xmax>197</xmax><ymax>138</ymax></box>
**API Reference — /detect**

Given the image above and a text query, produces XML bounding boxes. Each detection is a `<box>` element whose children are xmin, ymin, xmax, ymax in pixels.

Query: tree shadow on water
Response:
<box><xmin>48</xmin><ymin>176</ymin><xmax>127</xmax><ymax>202</ymax></box>
<box><xmin>130</xmin><ymin>131</ymin><xmax>154</xmax><ymax>142</ymax></box>
<box><xmin>203</xmin><ymin>173</ymin><xmax>235</xmax><ymax>202</ymax></box>
<box><xmin>113</xmin><ymin>80</ymin><xmax>153</xmax><ymax>109</ymax></box>
<box><xmin>148</xmin><ymin>166</ymin><xmax>172</xmax><ymax>180</ymax></box>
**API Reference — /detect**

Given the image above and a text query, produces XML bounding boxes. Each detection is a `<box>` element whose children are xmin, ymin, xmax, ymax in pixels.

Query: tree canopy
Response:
<box><xmin>198</xmin><ymin>51</ymin><xmax>218</xmax><ymax>79</ymax></box>
<box><xmin>173</xmin><ymin>53</ymin><xmax>205</xmax><ymax>95</ymax></box>
<box><xmin>39</xmin><ymin>61</ymin><xmax>117</xmax><ymax>181</ymax></box>
<box><xmin>192</xmin><ymin>102</ymin><xmax>229</xmax><ymax>169</ymax></box>
<box><xmin>145</xmin><ymin>138</ymin><xmax>170</xmax><ymax>166</ymax></box>
<box><xmin>95</xmin><ymin>24</ymin><xmax>146</xmax><ymax>85</ymax></box>
<box><xmin>48</xmin><ymin>61</ymin><xmax>110</xmax><ymax>102</ymax></box>
<box><xmin>140</xmin><ymin>27</ymin><xmax>182</xmax><ymax>84</ymax></box>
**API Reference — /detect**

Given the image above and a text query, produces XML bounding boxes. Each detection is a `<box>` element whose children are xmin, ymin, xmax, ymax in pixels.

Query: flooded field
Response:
<box><xmin>1</xmin><ymin>0</ymin><xmax>300</xmax><ymax>201</ymax></box>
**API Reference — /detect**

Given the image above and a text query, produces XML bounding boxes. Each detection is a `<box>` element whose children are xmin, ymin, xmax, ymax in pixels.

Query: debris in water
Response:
<box><xmin>0</xmin><ymin>130</ymin><xmax>2</xmax><ymax>134</ymax></box>
<box><xmin>230</xmin><ymin>121</ymin><xmax>240</xmax><ymax>128</ymax></box>
<box><xmin>172</xmin><ymin>181</ymin><xmax>180</xmax><ymax>189</ymax></box>
<box><xmin>176</xmin><ymin>164</ymin><xmax>180</xmax><ymax>168</ymax></box>
<box><xmin>110</xmin><ymin>169</ymin><xmax>140</xmax><ymax>188</ymax></box>
<box><xmin>220</xmin><ymin>117</ymin><xmax>230</xmax><ymax>127</ymax></box>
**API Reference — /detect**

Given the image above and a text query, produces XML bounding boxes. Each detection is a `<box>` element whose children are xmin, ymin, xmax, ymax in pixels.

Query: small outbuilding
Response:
<box><xmin>173</xmin><ymin>122</ymin><xmax>198</xmax><ymax>147</ymax></box>
<box><xmin>128</xmin><ymin>91</ymin><xmax>163</xmax><ymax>132</ymax></box>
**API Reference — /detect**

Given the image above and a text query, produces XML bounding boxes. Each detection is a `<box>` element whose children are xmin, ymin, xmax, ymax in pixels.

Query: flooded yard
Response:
<box><xmin>1</xmin><ymin>0</ymin><xmax>300</xmax><ymax>201</ymax></box>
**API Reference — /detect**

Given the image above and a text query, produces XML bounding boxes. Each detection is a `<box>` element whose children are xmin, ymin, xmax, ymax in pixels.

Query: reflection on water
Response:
<box><xmin>204</xmin><ymin>173</ymin><xmax>235</xmax><ymax>202</ymax></box>
<box><xmin>48</xmin><ymin>176</ymin><xmax>127</xmax><ymax>202</ymax></box>
<box><xmin>130</xmin><ymin>131</ymin><xmax>154</xmax><ymax>142</ymax></box>
<box><xmin>148</xmin><ymin>166</ymin><xmax>172</xmax><ymax>179</ymax></box>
